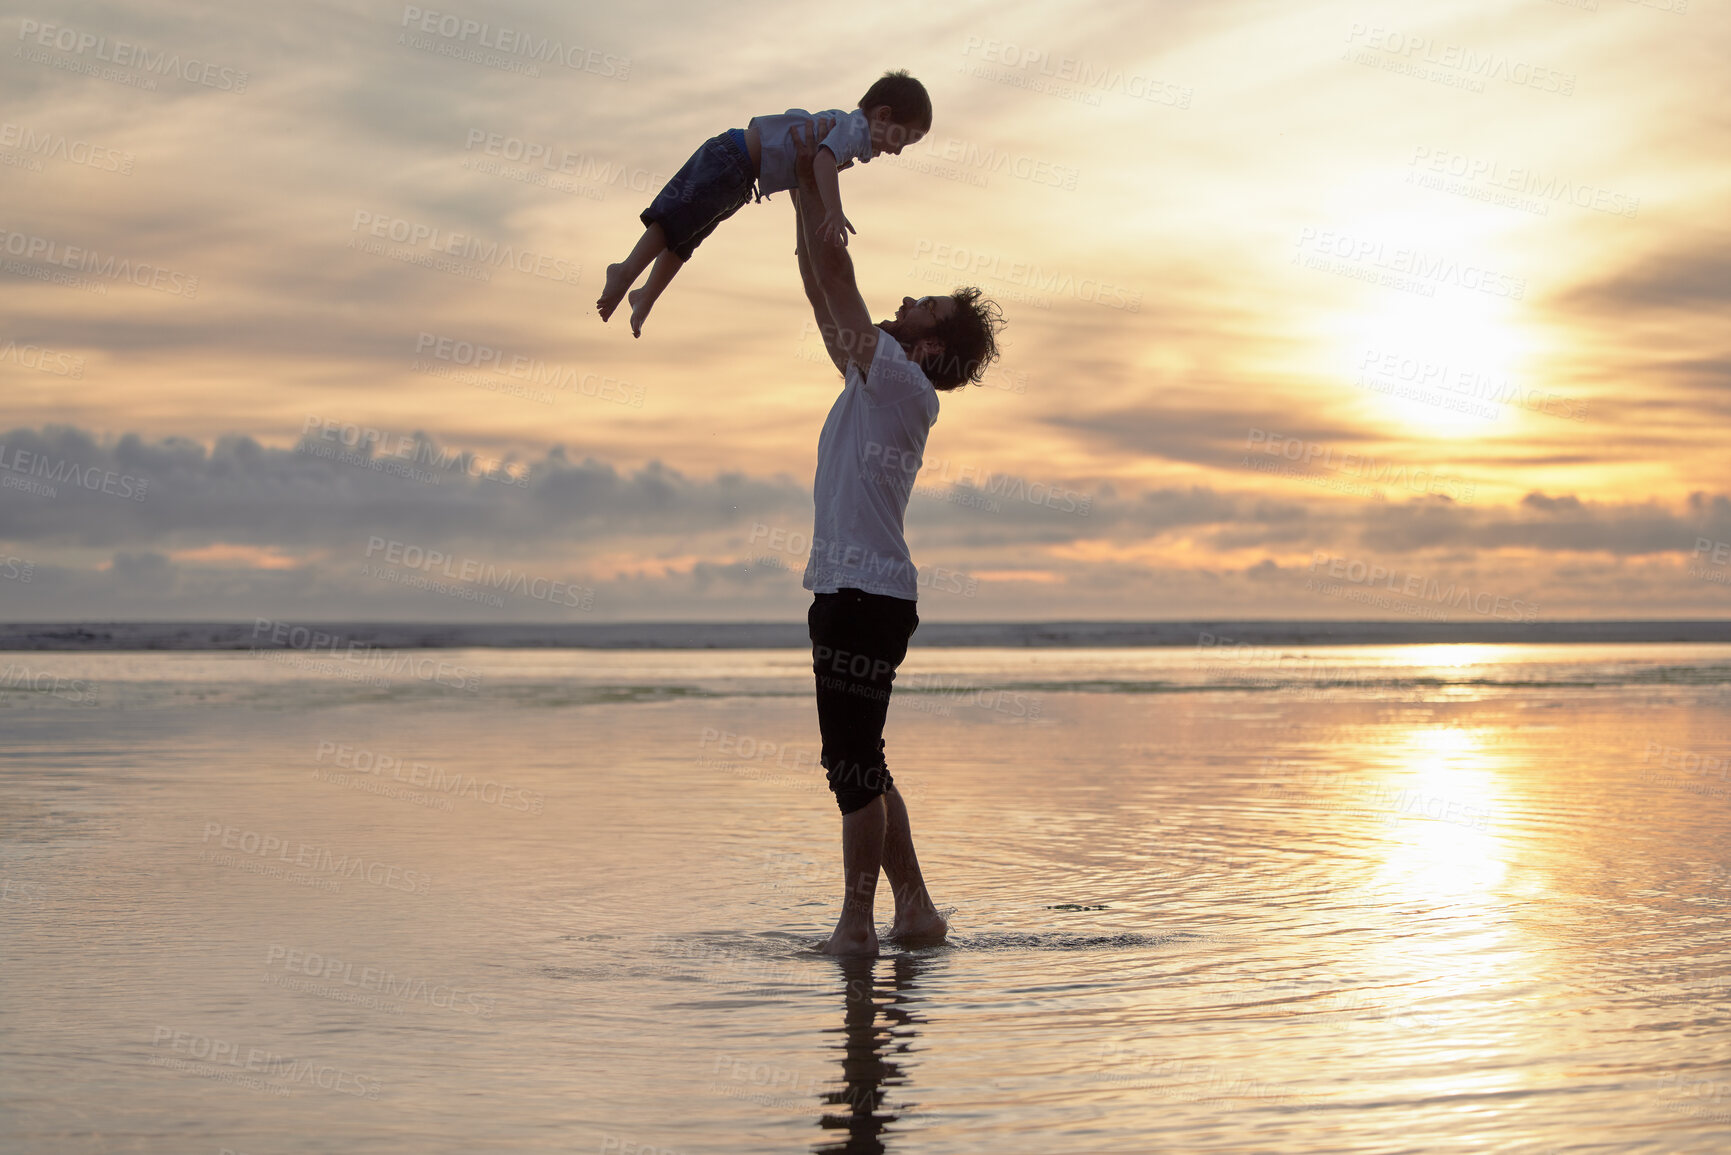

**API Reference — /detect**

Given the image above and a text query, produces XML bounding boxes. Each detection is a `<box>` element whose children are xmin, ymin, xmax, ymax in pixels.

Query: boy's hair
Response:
<box><xmin>928</xmin><ymin>286</ymin><xmax>1006</xmax><ymax>392</ymax></box>
<box><xmin>860</xmin><ymin>70</ymin><xmax>932</xmax><ymax>131</ymax></box>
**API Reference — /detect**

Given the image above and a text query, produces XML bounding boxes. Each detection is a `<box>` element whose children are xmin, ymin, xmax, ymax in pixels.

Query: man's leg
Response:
<box><xmin>824</xmin><ymin>792</ymin><xmax>886</xmax><ymax>956</ymax></box>
<box><xmin>810</xmin><ymin>589</ymin><xmax>942</xmax><ymax>954</ymax></box>
<box><xmin>881</xmin><ymin>785</ymin><xmax>946</xmax><ymax>944</ymax></box>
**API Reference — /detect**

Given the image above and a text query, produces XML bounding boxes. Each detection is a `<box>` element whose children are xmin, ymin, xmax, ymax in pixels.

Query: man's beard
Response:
<box><xmin>880</xmin><ymin>317</ymin><xmax>939</xmax><ymax>376</ymax></box>
<box><xmin>880</xmin><ymin>316</ymin><xmax>923</xmax><ymax>347</ymax></box>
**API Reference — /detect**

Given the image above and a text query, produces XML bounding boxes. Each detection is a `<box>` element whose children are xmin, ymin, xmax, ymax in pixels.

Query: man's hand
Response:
<box><xmin>794</xmin><ymin>116</ymin><xmax>856</xmax><ymax>246</ymax></box>
<box><xmin>789</xmin><ymin>114</ymin><xmax>877</xmax><ymax>376</ymax></box>
<box><xmin>790</xmin><ymin>116</ymin><xmax>837</xmax><ymax>191</ymax></box>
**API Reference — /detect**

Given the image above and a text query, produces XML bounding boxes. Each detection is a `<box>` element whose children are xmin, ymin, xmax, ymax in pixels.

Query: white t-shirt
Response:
<box><xmin>802</xmin><ymin>330</ymin><xmax>940</xmax><ymax>601</ymax></box>
<box><xmin>749</xmin><ymin>108</ymin><xmax>873</xmax><ymax>199</ymax></box>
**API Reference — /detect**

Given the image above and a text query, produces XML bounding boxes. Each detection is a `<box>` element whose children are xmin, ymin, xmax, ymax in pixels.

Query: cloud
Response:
<box><xmin>1562</xmin><ymin>234</ymin><xmax>1731</xmax><ymax>315</ymax></box>
<box><xmin>3</xmin><ymin>424</ymin><xmax>1728</xmax><ymax>622</ymax></box>
<box><xmin>2</xmin><ymin>0</ymin><xmax>1727</xmax><ymax>621</ymax></box>
<box><xmin>0</xmin><ymin>424</ymin><xmax>810</xmax><ymax>552</ymax></box>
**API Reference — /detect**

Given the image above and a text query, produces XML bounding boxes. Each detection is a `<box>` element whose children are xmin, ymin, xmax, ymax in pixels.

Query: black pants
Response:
<box><xmin>808</xmin><ymin>587</ymin><xmax>919</xmax><ymax>815</ymax></box>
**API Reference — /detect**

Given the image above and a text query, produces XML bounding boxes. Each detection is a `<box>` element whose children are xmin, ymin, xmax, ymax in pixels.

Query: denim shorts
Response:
<box><xmin>639</xmin><ymin>129</ymin><xmax>754</xmax><ymax>261</ymax></box>
<box><xmin>808</xmin><ymin>587</ymin><xmax>920</xmax><ymax>815</ymax></box>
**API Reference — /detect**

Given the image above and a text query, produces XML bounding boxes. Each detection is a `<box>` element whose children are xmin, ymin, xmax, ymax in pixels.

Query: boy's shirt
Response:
<box><xmin>803</xmin><ymin>330</ymin><xmax>940</xmax><ymax>602</ymax></box>
<box><xmin>749</xmin><ymin>108</ymin><xmax>873</xmax><ymax>200</ymax></box>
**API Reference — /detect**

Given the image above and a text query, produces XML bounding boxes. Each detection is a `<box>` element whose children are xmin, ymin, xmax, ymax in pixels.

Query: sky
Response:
<box><xmin>0</xmin><ymin>0</ymin><xmax>1727</xmax><ymax>623</ymax></box>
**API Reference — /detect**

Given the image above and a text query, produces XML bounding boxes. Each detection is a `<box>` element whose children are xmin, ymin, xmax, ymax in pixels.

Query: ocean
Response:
<box><xmin>3</xmin><ymin>638</ymin><xmax>1730</xmax><ymax>1152</ymax></box>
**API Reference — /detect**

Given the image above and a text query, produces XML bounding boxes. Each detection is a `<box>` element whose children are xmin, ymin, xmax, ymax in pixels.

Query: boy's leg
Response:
<box><xmin>626</xmin><ymin>249</ymin><xmax>684</xmax><ymax>338</ymax></box>
<box><xmin>606</xmin><ymin>131</ymin><xmax>751</xmax><ymax>329</ymax></box>
<box><xmin>596</xmin><ymin>222</ymin><xmax>667</xmax><ymax>321</ymax></box>
<box><xmin>881</xmin><ymin>785</ymin><xmax>946</xmax><ymax>943</ymax></box>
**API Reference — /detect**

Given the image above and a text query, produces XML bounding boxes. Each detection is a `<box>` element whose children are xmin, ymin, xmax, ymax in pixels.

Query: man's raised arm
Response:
<box><xmin>790</xmin><ymin>120</ymin><xmax>879</xmax><ymax>377</ymax></box>
<box><xmin>793</xmin><ymin>186</ymin><xmax>848</xmax><ymax>377</ymax></box>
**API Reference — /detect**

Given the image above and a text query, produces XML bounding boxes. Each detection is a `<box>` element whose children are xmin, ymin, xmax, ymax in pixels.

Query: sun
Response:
<box><xmin>1342</xmin><ymin>290</ymin><xmax>1532</xmax><ymax>438</ymax></box>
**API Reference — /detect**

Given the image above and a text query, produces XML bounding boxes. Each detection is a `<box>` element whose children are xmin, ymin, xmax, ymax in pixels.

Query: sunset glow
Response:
<box><xmin>1</xmin><ymin>0</ymin><xmax>1725</xmax><ymax>622</ymax></box>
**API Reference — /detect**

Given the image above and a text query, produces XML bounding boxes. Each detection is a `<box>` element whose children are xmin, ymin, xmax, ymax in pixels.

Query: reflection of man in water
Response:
<box><xmin>788</xmin><ymin>118</ymin><xmax>1005</xmax><ymax>957</ymax></box>
<box><xmin>815</xmin><ymin>955</ymin><xmax>929</xmax><ymax>1153</ymax></box>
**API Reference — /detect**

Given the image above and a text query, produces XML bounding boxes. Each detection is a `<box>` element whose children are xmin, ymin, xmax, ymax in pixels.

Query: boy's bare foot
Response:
<box><xmin>596</xmin><ymin>263</ymin><xmax>632</xmax><ymax>322</ymax></box>
<box><xmin>886</xmin><ymin>907</ymin><xmax>947</xmax><ymax>947</ymax></box>
<box><xmin>627</xmin><ymin>286</ymin><xmax>653</xmax><ymax>338</ymax></box>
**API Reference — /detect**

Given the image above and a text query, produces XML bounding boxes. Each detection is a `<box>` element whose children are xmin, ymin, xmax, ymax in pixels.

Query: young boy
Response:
<box><xmin>595</xmin><ymin>70</ymin><xmax>931</xmax><ymax>337</ymax></box>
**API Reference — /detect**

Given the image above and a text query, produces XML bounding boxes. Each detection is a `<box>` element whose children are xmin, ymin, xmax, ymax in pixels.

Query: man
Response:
<box><xmin>789</xmin><ymin>118</ymin><xmax>1006</xmax><ymax>956</ymax></box>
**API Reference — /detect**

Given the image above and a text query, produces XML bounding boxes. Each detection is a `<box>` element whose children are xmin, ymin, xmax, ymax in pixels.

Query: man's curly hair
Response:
<box><xmin>926</xmin><ymin>286</ymin><xmax>1007</xmax><ymax>391</ymax></box>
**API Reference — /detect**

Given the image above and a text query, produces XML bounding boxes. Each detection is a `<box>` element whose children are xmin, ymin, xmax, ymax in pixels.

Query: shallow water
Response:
<box><xmin>3</xmin><ymin>644</ymin><xmax>1730</xmax><ymax>1152</ymax></box>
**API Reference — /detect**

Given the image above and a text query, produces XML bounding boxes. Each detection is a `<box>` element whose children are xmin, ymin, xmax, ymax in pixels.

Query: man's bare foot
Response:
<box><xmin>887</xmin><ymin>907</ymin><xmax>947</xmax><ymax>946</ymax></box>
<box><xmin>820</xmin><ymin>925</ymin><xmax>879</xmax><ymax>957</ymax></box>
<box><xmin>627</xmin><ymin>286</ymin><xmax>654</xmax><ymax>337</ymax></box>
<box><xmin>595</xmin><ymin>263</ymin><xmax>632</xmax><ymax>322</ymax></box>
